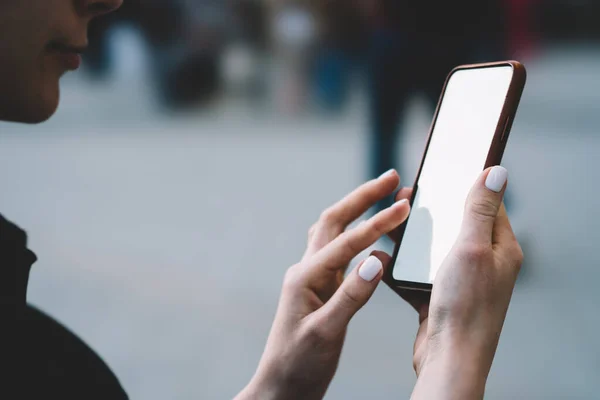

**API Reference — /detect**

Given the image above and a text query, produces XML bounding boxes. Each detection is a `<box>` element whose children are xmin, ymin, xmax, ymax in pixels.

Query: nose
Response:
<box><xmin>79</xmin><ymin>0</ymin><xmax>123</xmax><ymax>18</ymax></box>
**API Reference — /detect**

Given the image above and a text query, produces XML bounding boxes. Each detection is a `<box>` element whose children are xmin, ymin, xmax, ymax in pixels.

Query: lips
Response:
<box><xmin>47</xmin><ymin>40</ymin><xmax>87</xmax><ymax>71</ymax></box>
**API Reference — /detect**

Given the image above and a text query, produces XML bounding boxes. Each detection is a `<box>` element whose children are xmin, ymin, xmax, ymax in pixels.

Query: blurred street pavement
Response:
<box><xmin>1</xmin><ymin>46</ymin><xmax>600</xmax><ymax>399</ymax></box>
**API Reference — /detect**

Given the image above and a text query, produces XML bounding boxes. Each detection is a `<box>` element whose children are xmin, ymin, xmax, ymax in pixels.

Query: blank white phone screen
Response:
<box><xmin>392</xmin><ymin>66</ymin><xmax>513</xmax><ymax>284</ymax></box>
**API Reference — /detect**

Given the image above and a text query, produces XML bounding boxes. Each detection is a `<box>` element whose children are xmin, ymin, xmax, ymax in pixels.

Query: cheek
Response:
<box><xmin>0</xmin><ymin>2</ymin><xmax>63</xmax><ymax>121</ymax></box>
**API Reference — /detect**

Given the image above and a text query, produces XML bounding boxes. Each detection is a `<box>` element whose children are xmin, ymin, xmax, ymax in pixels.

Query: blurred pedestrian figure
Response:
<box><xmin>161</xmin><ymin>0</ymin><xmax>229</xmax><ymax>108</ymax></box>
<box><xmin>366</xmin><ymin>0</ymin><xmax>508</xmax><ymax>213</ymax></box>
<box><xmin>86</xmin><ymin>0</ymin><xmax>228</xmax><ymax>109</ymax></box>
<box><xmin>271</xmin><ymin>0</ymin><xmax>318</xmax><ymax>115</ymax></box>
<box><xmin>222</xmin><ymin>0</ymin><xmax>270</xmax><ymax>100</ymax></box>
<box><xmin>311</xmin><ymin>0</ymin><xmax>368</xmax><ymax>113</ymax></box>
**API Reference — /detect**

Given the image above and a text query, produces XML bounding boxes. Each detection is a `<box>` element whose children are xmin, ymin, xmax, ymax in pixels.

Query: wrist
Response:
<box><xmin>235</xmin><ymin>370</ymin><xmax>284</xmax><ymax>400</ymax></box>
<box><xmin>237</xmin><ymin>364</ymin><xmax>328</xmax><ymax>400</ymax></box>
<box><xmin>413</xmin><ymin>338</ymin><xmax>492</xmax><ymax>400</ymax></box>
<box><xmin>428</xmin><ymin>326</ymin><xmax>499</xmax><ymax>375</ymax></box>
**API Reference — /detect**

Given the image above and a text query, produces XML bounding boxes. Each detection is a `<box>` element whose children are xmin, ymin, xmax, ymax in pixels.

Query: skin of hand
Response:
<box><xmin>235</xmin><ymin>169</ymin><xmax>411</xmax><ymax>400</ymax></box>
<box><xmin>385</xmin><ymin>166</ymin><xmax>524</xmax><ymax>400</ymax></box>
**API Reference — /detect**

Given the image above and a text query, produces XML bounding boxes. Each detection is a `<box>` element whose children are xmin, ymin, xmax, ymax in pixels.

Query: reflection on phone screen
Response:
<box><xmin>393</xmin><ymin>66</ymin><xmax>514</xmax><ymax>285</ymax></box>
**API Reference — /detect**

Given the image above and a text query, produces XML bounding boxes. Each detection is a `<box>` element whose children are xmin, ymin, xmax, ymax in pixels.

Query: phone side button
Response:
<box><xmin>501</xmin><ymin>116</ymin><xmax>513</xmax><ymax>142</ymax></box>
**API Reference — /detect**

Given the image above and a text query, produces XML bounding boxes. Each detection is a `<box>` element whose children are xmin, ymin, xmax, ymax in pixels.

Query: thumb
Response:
<box><xmin>312</xmin><ymin>255</ymin><xmax>385</xmax><ymax>334</ymax></box>
<box><xmin>461</xmin><ymin>166</ymin><xmax>509</xmax><ymax>244</ymax></box>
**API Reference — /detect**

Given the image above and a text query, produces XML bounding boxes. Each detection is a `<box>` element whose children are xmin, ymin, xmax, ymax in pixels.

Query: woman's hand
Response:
<box><xmin>236</xmin><ymin>170</ymin><xmax>411</xmax><ymax>400</ymax></box>
<box><xmin>387</xmin><ymin>166</ymin><xmax>524</xmax><ymax>400</ymax></box>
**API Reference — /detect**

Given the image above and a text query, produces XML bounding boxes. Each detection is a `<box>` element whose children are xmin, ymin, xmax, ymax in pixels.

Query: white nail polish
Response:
<box><xmin>485</xmin><ymin>166</ymin><xmax>508</xmax><ymax>193</ymax></box>
<box><xmin>378</xmin><ymin>169</ymin><xmax>396</xmax><ymax>180</ymax></box>
<box><xmin>358</xmin><ymin>256</ymin><xmax>383</xmax><ymax>282</ymax></box>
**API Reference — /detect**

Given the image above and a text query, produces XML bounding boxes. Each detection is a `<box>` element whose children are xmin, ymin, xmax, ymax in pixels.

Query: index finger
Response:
<box><xmin>388</xmin><ymin>187</ymin><xmax>413</xmax><ymax>242</ymax></box>
<box><xmin>304</xmin><ymin>199</ymin><xmax>411</xmax><ymax>279</ymax></box>
<box><xmin>304</xmin><ymin>169</ymin><xmax>401</xmax><ymax>259</ymax></box>
<box><xmin>319</xmin><ymin>169</ymin><xmax>401</xmax><ymax>231</ymax></box>
<box><xmin>492</xmin><ymin>203</ymin><xmax>516</xmax><ymax>246</ymax></box>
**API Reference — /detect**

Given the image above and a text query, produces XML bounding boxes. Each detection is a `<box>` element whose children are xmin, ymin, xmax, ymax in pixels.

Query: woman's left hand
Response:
<box><xmin>236</xmin><ymin>170</ymin><xmax>411</xmax><ymax>400</ymax></box>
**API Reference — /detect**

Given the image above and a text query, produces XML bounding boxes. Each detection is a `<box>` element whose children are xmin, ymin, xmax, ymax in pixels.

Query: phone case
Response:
<box><xmin>385</xmin><ymin>61</ymin><xmax>527</xmax><ymax>295</ymax></box>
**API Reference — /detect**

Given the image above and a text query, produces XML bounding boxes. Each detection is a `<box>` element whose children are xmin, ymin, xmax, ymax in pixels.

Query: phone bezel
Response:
<box><xmin>386</xmin><ymin>61</ymin><xmax>527</xmax><ymax>292</ymax></box>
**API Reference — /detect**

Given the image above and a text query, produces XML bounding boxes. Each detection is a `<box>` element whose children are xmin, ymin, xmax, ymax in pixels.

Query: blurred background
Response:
<box><xmin>2</xmin><ymin>0</ymin><xmax>600</xmax><ymax>398</ymax></box>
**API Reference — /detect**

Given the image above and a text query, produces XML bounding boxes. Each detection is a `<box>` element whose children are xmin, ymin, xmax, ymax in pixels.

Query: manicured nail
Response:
<box><xmin>358</xmin><ymin>256</ymin><xmax>383</xmax><ymax>282</ymax></box>
<box><xmin>378</xmin><ymin>169</ymin><xmax>397</xmax><ymax>180</ymax></box>
<box><xmin>485</xmin><ymin>166</ymin><xmax>508</xmax><ymax>193</ymax></box>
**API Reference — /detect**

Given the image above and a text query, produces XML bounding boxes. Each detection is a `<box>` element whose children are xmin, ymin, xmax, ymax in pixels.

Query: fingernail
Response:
<box><xmin>358</xmin><ymin>256</ymin><xmax>383</xmax><ymax>282</ymax></box>
<box><xmin>485</xmin><ymin>166</ymin><xmax>508</xmax><ymax>193</ymax></box>
<box><xmin>378</xmin><ymin>169</ymin><xmax>397</xmax><ymax>180</ymax></box>
<box><xmin>394</xmin><ymin>198</ymin><xmax>409</xmax><ymax>208</ymax></box>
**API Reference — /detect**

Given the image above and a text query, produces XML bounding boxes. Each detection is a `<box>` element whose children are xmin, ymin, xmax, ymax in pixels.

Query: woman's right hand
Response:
<box><xmin>388</xmin><ymin>166</ymin><xmax>524</xmax><ymax>400</ymax></box>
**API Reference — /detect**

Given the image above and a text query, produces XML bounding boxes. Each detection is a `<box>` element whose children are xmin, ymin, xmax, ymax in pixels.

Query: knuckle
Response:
<box><xmin>468</xmin><ymin>196</ymin><xmax>499</xmax><ymax>220</ymax></box>
<box><xmin>511</xmin><ymin>241</ymin><xmax>524</xmax><ymax>270</ymax></box>
<box><xmin>338</xmin><ymin>287</ymin><xmax>362</xmax><ymax>310</ymax></box>
<box><xmin>282</xmin><ymin>264</ymin><xmax>303</xmax><ymax>291</ymax></box>
<box><xmin>303</xmin><ymin>317</ymin><xmax>334</xmax><ymax>343</ymax></box>
<box><xmin>499</xmin><ymin>239</ymin><xmax>524</xmax><ymax>271</ymax></box>
<box><xmin>319</xmin><ymin>207</ymin><xmax>338</xmax><ymax>225</ymax></box>
<box><xmin>343</xmin><ymin>234</ymin><xmax>361</xmax><ymax>257</ymax></box>
<box><xmin>308</xmin><ymin>223</ymin><xmax>317</xmax><ymax>239</ymax></box>
<box><xmin>457</xmin><ymin>243</ymin><xmax>492</xmax><ymax>264</ymax></box>
<box><xmin>367</xmin><ymin>217</ymin><xmax>387</xmax><ymax>237</ymax></box>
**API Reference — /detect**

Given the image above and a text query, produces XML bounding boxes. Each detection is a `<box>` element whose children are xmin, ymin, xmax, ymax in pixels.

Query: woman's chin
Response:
<box><xmin>0</xmin><ymin>99</ymin><xmax>58</xmax><ymax>124</ymax></box>
<box><xmin>26</xmin><ymin>85</ymin><xmax>60</xmax><ymax>123</ymax></box>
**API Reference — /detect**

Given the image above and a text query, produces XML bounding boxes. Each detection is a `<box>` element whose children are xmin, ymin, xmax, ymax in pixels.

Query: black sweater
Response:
<box><xmin>4</xmin><ymin>214</ymin><xmax>128</xmax><ymax>399</ymax></box>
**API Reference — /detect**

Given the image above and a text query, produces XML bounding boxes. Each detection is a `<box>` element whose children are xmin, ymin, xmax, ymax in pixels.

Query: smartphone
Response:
<box><xmin>388</xmin><ymin>61</ymin><xmax>527</xmax><ymax>292</ymax></box>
